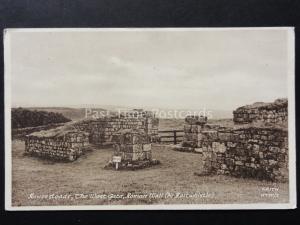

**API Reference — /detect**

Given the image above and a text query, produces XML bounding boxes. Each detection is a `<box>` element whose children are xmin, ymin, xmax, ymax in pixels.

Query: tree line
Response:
<box><xmin>12</xmin><ymin>108</ymin><xmax>71</xmax><ymax>129</ymax></box>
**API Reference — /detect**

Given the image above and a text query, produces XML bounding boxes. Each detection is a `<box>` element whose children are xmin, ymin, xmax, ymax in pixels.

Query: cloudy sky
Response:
<box><xmin>8</xmin><ymin>29</ymin><xmax>291</xmax><ymax>110</ymax></box>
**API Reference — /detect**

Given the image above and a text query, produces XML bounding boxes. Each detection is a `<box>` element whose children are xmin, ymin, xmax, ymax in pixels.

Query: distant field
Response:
<box><xmin>158</xmin><ymin>118</ymin><xmax>185</xmax><ymax>130</ymax></box>
<box><xmin>158</xmin><ymin>118</ymin><xmax>233</xmax><ymax>131</ymax></box>
<box><xmin>18</xmin><ymin>107</ymin><xmax>233</xmax><ymax>125</ymax></box>
<box><xmin>12</xmin><ymin>140</ymin><xmax>288</xmax><ymax>206</ymax></box>
<box><xmin>24</xmin><ymin>107</ymin><xmax>106</xmax><ymax>121</ymax></box>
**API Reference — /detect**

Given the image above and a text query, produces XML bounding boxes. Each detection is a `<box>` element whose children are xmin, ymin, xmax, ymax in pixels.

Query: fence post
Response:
<box><xmin>173</xmin><ymin>130</ymin><xmax>177</xmax><ymax>144</ymax></box>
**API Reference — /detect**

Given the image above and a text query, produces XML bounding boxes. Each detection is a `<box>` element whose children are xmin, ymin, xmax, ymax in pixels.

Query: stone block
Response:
<box><xmin>212</xmin><ymin>142</ymin><xmax>227</xmax><ymax>153</ymax></box>
<box><xmin>227</xmin><ymin>142</ymin><xmax>237</xmax><ymax>148</ymax></box>
<box><xmin>194</xmin><ymin>148</ymin><xmax>203</xmax><ymax>153</ymax></box>
<box><xmin>221</xmin><ymin>164</ymin><xmax>227</xmax><ymax>170</ymax></box>
<box><xmin>268</xmin><ymin>159</ymin><xmax>277</xmax><ymax>166</ymax></box>
<box><xmin>235</xmin><ymin>161</ymin><xmax>244</xmax><ymax>166</ymax></box>
<box><xmin>143</xmin><ymin>144</ymin><xmax>151</xmax><ymax>152</ymax></box>
<box><xmin>202</xmin><ymin>130</ymin><xmax>218</xmax><ymax>141</ymax></box>
<box><xmin>191</xmin><ymin>125</ymin><xmax>200</xmax><ymax>133</ymax></box>
<box><xmin>269</xmin><ymin>146</ymin><xmax>280</xmax><ymax>153</ymax></box>
<box><xmin>132</xmin><ymin>152</ymin><xmax>145</xmax><ymax>161</ymax></box>
<box><xmin>218</xmin><ymin>132</ymin><xmax>232</xmax><ymax>141</ymax></box>
<box><xmin>132</xmin><ymin>144</ymin><xmax>143</xmax><ymax>153</ymax></box>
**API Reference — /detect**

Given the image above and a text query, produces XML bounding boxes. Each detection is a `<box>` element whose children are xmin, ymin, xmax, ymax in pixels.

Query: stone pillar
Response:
<box><xmin>105</xmin><ymin>129</ymin><xmax>160</xmax><ymax>170</ymax></box>
<box><xmin>182</xmin><ymin>115</ymin><xmax>207</xmax><ymax>148</ymax></box>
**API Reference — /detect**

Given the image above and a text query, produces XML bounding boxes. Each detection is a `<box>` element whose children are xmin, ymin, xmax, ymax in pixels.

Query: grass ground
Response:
<box><xmin>158</xmin><ymin>118</ymin><xmax>185</xmax><ymax>130</ymax></box>
<box><xmin>12</xmin><ymin>140</ymin><xmax>289</xmax><ymax>206</ymax></box>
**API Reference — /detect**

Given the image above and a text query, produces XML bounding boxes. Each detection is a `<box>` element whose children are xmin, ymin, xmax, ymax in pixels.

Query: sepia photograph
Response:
<box><xmin>4</xmin><ymin>28</ymin><xmax>296</xmax><ymax>210</ymax></box>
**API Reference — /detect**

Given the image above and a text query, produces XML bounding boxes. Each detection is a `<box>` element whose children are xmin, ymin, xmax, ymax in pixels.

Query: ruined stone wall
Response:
<box><xmin>233</xmin><ymin>98</ymin><xmax>288</xmax><ymax>124</ymax></box>
<box><xmin>73</xmin><ymin>116</ymin><xmax>159</xmax><ymax>145</ymax></box>
<box><xmin>24</xmin><ymin>110</ymin><xmax>159</xmax><ymax>162</ymax></box>
<box><xmin>180</xmin><ymin>121</ymin><xmax>288</xmax><ymax>182</ymax></box>
<box><xmin>25</xmin><ymin>131</ymin><xmax>89</xmax><ymax>161</ymax></box>
<box><xmin>200</xmin><ymin>126</ymin><xmax>288</xmax><ymax>182</ymax></box>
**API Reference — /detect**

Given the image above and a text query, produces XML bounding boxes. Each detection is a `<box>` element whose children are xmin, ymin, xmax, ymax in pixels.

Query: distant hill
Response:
<box><xmin>158</xmin><ymin>118</ymin><xmax>185</xmax><ymax>131</ymax></box>
<box><xmin>25</xmin><ymin>107</ymin><xmax>106</xmax><ymax>121</ymax></box>
<box><xmin>14</xmin><ymin>106</ymin><xmax>232</xmax><ymax>122</ymax></box>
<box><xmin>208</xmin><ymin>110</ymin><xmax>233</xmax><ymax>119</ymax></box>
<box><xmin>12</xmin><ymin>108</ymin><xmax>71</xmax><ymax>129</ymax></box>
<box><xmin>152</xmin><ymin>109</ymin><xmax>232</xmax><ymax>120</ymax></box>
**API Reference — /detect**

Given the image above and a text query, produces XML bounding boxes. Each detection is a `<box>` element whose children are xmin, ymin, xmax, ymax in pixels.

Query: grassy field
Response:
<box><xmin>12</xmin><ymin>140</ymin><xmax>288</xmax><ymax>206</ymax></box>
<box><xmin>158</xmin><ymin>118</ymin><xmax>185</xmax><ymax>130</ymax></box>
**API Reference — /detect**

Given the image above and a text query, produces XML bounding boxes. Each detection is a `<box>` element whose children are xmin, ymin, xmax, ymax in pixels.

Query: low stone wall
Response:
<box><xmin>73</xmin><ymin>115</ymin><xmax>159</xmax><ymax>145</ymax></box>
<box><xmin>24</xmin><ymin>110</ymin><xmax>159</xmax><ymax>162</ymax></box>
<box><xmin>179</xmin><ymin>119</ymin><xmax>288</xmax><ymax>182</ymax></box>
<box><xmin>25</xmin><ymin>127</ymin><xmax>89</xmax><ymax>161</ymax></box>
<box><xmin>233</xmin><ymin>98</ymin><xmax>288</xmax><ymax>124</ymax></box>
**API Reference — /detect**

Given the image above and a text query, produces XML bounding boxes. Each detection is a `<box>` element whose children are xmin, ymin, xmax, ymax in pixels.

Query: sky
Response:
<box><xmin>8</xmin><ymin>29</ymin><xmax>291</xmax><ymax>111</ymax></box>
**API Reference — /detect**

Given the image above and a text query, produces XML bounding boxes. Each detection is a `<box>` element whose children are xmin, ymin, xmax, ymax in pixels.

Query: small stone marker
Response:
<box><xmin>112</xmin><ymin>156</ymin><xmax>122</xmax><ymax>170</ymax></box>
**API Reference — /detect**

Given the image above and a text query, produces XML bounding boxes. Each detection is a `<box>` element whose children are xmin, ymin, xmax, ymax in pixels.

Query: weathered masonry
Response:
<box><xmin>24</xmin><ymin>110</ymin><xmax>159</xmax><ymax>162</ymax></box>
<box><xmin>177</xmin><ymin>99</ymin><xmax>289</xmax><ymax>182</ymax></box>
<box><xmin>25</xmin><ymin>124</ymin><xmax>89</xmax><ymax>161</ymax></box>
<box><xmin>233</xmin><ymin>98</ymin><xmax>288</xmax><ymax>124</ymax></box>
<box><xmin>198</xmin><ymin>125</ymin><xmax>288</xmax><ymax>182</ymax></box>
<box><xmin>73</xmin><ymin>113</ymin><xmax>159</xmax><ymax>145</ymax></box>
<box><xmin>105</xmin><ymin>129</ymin><xmax>160</xmax><ymax>170</ymax></box>
<box><xmin>113</xmin><ymin>129</ymin><xmax>152</xmax><ymax>162</ymax></box>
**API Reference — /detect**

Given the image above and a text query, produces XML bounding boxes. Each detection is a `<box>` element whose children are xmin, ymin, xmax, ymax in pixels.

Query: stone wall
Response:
<box><xmin>200</xmin><ymin>126</ymin><xmax>288</xmax><ymax>182</ymax></box>
<box><xmin>233</xmin><ymin>98</ymin><xmax>288</xmax><ymax>124</ymax></box>
<box><xmin>178</xmin><ymin>99</ymin><xmax>289</xmax><ymax>182</ymax></box>
<box><xmin>180</xmin><ymin>122</ymin><xmax>288</xmax><ymax>182</ymax></box>
<box><xmin>25</xmin><ymin>127</ymin><xmax>89</xmax><ymax>161</ymax></box>
<box><xmin>73</xmin><ymin>114</ymin><xmax>159</xmax><ymax>145</ymax></box>
<box><xmin>24</xmin><ymin>110</ymin><xmax>159</xmax><ymax>162</ymax></box>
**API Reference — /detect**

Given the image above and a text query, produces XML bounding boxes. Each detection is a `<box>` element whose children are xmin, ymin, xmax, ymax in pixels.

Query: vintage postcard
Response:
<box><xmin>4</xmin><ymin>28</ymin><xmax>296</xmax><ymax>210</ymax></box>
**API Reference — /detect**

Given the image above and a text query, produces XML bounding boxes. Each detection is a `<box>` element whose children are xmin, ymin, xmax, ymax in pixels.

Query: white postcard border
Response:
<box><xmin>4</xmin><ymin>27</ymin><xmax>296</xmax><ymax>210</ymax></box>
